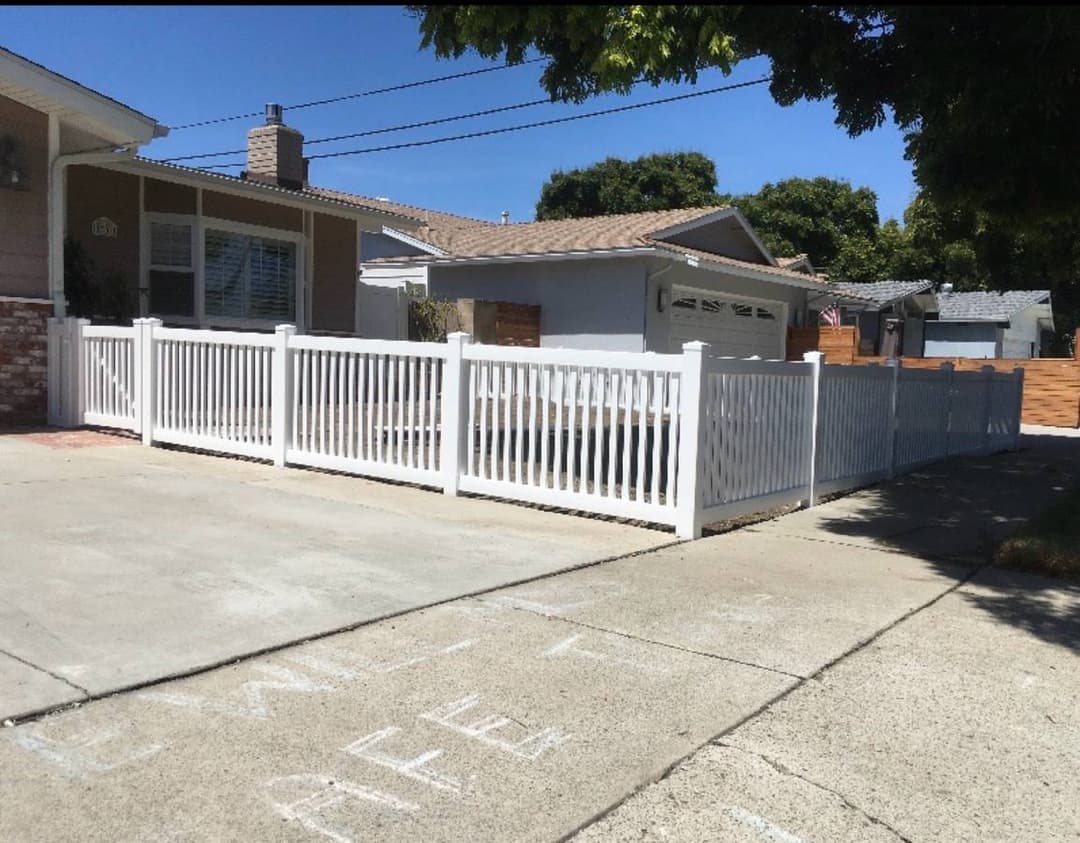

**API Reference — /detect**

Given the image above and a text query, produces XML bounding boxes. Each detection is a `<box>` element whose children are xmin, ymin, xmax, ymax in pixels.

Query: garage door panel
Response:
<box><xmin>669</xmin><ymin>288</ymin><xmax>785</xmax><ymax>358</ymax></box>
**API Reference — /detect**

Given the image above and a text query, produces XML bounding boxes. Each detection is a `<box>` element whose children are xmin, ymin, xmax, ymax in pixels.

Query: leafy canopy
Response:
<box><xmin>409</xmin><ymin>6</ymin><xmax>1080</xmax><ymax>229</ymax></box>
<box><xmin>535</xmin><ymin>151</ymin><xmax>720</xmax><ymax>220</ymax></box>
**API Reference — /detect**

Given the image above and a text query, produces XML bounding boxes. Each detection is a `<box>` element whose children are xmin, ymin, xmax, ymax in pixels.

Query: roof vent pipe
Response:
<box><xmin>265</xmin><ymin>103</ymin><xmax>283</xmax><ymax>126</ymax></box>
<box><xmin>500</xmin><ymin>210</ymin><xmax>509</xmax><ymax>225</ymax></box>
<box><xmin>941</xmin><ymin>282</ymin><xmax>954</xmax><ymax>294</ymax></box>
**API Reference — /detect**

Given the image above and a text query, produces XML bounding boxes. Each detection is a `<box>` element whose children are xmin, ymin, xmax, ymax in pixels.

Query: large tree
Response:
<box><xmin>409</xmin><ymin>6</ymin><xmax>1080</xmax><ymax>230</ymax></box>
<box><xmin>535</xmin><ymin>151</ymin><xmax>720</xmax><ymax>220</ymax></box>
<box><xmin>730</xmin><ymin>177</ymin><xmax>884</xmax><ymax>281</ymax></box>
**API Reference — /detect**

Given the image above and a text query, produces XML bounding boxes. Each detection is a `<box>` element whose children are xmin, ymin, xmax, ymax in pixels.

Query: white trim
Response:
<box><xmin>46</xmin><ymin>112</ymin><xmax>61</xmax><ymax>314</ymax></box>
<box><xmin>0</xmin><ymin>295</ymin><xmax>54</xmax><ymax>305</ymax></box>
<box><xmin>102</xmin><ymin>158</ymin><xmax>419</xmax><ymax>228</ymax></box>
<box><xmin>0</xmin><ymin>47</ymin><xmax>162</xmax><ymax>145</ymax></box>
<box><xmin>647</xmin><ymin>207</ymin><xmax>778</xmax><ymax>267</ymax></box>
<box><xmin>369</xmin><ymin>246</ymin><xmax>656</xmax><ymax>269</ymax></box>
<box><xmin>380</xmin><ymin>226</ymin><xmax>447</xmax><ymax>256</ymax></box>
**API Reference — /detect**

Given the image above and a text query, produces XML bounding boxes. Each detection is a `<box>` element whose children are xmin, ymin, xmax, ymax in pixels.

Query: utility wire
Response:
<box><xmin>195</xmin><ymin>76</ymin><xmax>771</xmax><ymax>170</ymax></box>
<box><xmin>168</xmin><ymin>58</ymin><xmax>547</xmax><ymax>131</ymax></box>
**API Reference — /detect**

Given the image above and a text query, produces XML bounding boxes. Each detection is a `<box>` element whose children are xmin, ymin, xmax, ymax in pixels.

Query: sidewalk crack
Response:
<box><xmin>716</xmin><ymin>741</ymin><xmax>914</xmax><ymax>843</ymax></box>
<box><xmin>0</xmin><ymin>647</ymin><xmax>90</xmax><ymax>700</ymax></box>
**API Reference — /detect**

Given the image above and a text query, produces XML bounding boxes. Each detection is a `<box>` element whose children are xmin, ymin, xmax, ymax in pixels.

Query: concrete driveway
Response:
<box><xmin>0</xmin><ymin>431</ymin><xmax>669</xmax><ymax>721</ymax></box>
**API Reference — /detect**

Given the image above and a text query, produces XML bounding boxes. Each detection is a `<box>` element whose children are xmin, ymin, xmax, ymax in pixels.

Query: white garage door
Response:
<box><xmin>668</xmin><ymin>288</ymin><xmax>786</xmax><ymax>358</ymax></box>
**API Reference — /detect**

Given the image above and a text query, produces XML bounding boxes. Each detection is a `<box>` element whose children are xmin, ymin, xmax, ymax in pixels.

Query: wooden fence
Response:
<box><xmin>48</xmin><ymin>318</ymin><xmax>1023</xmax><ymax>540</ymax></box>
<box><xmin>787</xmin><ymin>326</ymin><xmax>859</xmax><ymax>364</ymax></box>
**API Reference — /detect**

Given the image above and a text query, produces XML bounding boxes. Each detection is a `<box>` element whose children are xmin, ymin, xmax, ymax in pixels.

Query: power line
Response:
<box><xmin>160</xmin><ymin>96</ymin><xmax>555</xmax><ymax>162</ymax></box>
<box><xmin>168</xmin><ymin>57</ymin><xmax>547</xmax><ymax>131</ymax></box>
<box><xmin>195</xmin><ymin>76</ymin><xmax>771</xmax><ymax>170</ymax></box>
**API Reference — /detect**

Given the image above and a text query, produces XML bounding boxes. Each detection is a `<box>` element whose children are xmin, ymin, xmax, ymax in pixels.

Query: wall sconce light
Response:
<box><xmin>657</xmin><ymin>287</ymin><xmax>670</xmax><ymax>313</ymax></box>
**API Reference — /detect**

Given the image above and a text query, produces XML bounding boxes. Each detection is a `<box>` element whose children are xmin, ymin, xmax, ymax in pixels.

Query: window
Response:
<box><xmin>205</xmin><ymin>228</ymin><xmax>296</xmax><ymax>321</ymax></box>
<box><xmin>148</xmin><ymin>220</ymin><xmax>195</xmax><ymax>317</ymax></box>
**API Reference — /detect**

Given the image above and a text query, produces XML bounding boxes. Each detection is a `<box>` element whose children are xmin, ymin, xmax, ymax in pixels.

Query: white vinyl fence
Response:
<box><xmin>47</xmin><ymin>318</ymin><xmax>1024</xmax><ymax>539</ymax></box>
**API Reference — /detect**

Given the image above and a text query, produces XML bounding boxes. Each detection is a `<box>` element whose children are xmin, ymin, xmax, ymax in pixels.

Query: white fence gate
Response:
<box><xmin>47</xmin><ymin>318</ymin><xmax>1024</xmax><ymax>540</ymax></box>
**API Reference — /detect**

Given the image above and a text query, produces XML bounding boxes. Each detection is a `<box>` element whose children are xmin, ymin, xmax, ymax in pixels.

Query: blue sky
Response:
<box><xmin>2</xmin><ymin>5</ymin><xmax>917</xmax><ymax>224</ymax></box>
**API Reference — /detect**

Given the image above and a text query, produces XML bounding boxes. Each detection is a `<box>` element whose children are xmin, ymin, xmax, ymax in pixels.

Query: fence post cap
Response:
<box><xmin>274</xmin><ymin>323</ymin><xmax>297</xmax><ymax>335</ymax></box>
<box><xmin>446</xmin><ymin>331</ymin><xmax>472</xmax><ymax>344</ymax></box>
<box><xmin>802</xmin><ymin>350</ymin><xmax>824</xmax><ymax>363</ymax></box>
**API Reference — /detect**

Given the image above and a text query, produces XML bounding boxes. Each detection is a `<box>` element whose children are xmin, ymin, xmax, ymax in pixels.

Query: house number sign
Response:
<box><xmin>91</xmin><ymin>217</ymin><xmax>118</xmax><ymax>238</ymax></box>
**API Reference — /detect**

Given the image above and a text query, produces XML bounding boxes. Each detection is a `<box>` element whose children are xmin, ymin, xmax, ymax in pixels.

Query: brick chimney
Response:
<box><xmin>246</xmin><ymin>103</ymin><xmax>304</xmax><ymax>190</ymax></box>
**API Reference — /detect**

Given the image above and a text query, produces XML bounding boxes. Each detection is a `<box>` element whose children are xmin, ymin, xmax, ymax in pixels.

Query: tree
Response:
<box><xmin>730</xmin><ymin>177</ymin><xmax>883</xmax><ymax>280</ymax></box>
<box><xmin>535</xmin><ymin>151</ymin><xmax>720</xmax><ymax>220</ymax></box>
<box><xmin>409</xmin><ymin>6</ymin><xmax>1080</xmax><ymax>230</ymax></box>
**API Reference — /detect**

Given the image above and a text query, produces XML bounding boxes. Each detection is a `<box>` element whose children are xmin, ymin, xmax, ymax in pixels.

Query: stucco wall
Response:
<box><xmin>428</xmin><ymin>258</ymin><xmax>648</xmax><ymax>352</ymax></box>
<box><xmin>0</xmin><ymin>94</ymin><xmax>49</xmax><ymax>298</ymax></box>
<box><xmin>1001</xmin><ymin>305</ymin><xmax>1043</xmax><ymax>359</ymax></box>
<box><xmin>311</xmin><ymin>213</ymin><xmax>357</xmax><ymax>333</ymax></box>
<box><xmin>923</xmin><ymin>322</ymin><xmax>1001</xmax><ymax>358</ymax></box>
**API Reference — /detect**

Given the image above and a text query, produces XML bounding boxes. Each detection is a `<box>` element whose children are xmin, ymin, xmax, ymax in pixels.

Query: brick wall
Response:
<box><xmin>0</xmin><ymin>298</ymin><xmax>51</xmax><ymax>427</ymax></box>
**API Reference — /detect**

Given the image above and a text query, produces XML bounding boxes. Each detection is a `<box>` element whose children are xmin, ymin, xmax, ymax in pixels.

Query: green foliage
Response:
<box><xmin>409</xmin><ymin>6</ymin><xmax>1080</xmax><ymax>230</ymax></box>
<box><xmin>63</xmin><ymin>236</ymin><xmax>136</xmax><ymax>324</ymax></box>
<box><xmin>536</xmin><ymin>151</ymin><xmax>720</xmax><ymax>220</ymax></box>
<box><xmin>408</xmin><ymin>294</ymin><xmax>457</xmax><ymax>342</ymax></box>
<box><xmin>730</xmin><ymin>177</ymin><xmax>882</xmax><ymax>279</ymax></box>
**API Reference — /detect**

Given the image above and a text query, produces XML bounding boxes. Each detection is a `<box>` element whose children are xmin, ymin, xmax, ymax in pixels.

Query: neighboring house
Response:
<box><xmin>830</xmin><ymin>280</ymin><xmax>1054</xmax><ymax>359</ymax></box>
<box><xmin>924</xmin><ymin>288</ymin><xmax>1054</xmax><ymax>359</ymax></box>
<box><xmin>829</xmin><ymin>279</ymin><xmax>936</xmax><ymax>357</ymax></box>
<box><xmin>357</xmin><ymin>205</ymin><xmax>870</xmax><ymax>357</ymax></box>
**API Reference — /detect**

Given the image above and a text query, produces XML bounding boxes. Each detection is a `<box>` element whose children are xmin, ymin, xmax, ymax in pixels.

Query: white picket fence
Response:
<box><xmin>47</xmin><ymin>318</ymin><xmax>1024</xmax><ymax>539</ymax></box>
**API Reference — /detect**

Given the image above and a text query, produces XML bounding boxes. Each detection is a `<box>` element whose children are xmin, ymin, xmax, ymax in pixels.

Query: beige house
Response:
<box><xmin>0</xmin><ymin>47</ymin><xmax>421</xmax><ymax>425</ymax></box>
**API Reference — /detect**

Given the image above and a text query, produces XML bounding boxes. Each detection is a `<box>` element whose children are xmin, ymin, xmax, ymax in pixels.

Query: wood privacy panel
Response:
<box><xmin>787</xmin><ymin>326</ymin><xmax>859</xmax><ymax>364</ymax></box>
<box><xmin>858</xmin><ymin>356</ymin><xmax>1080</xmax><ymax>428</ymax></box>
<box><xmin>495</xmin><ymin>302</ymin><xmax>541</xmax><ymax>347</ymax></box>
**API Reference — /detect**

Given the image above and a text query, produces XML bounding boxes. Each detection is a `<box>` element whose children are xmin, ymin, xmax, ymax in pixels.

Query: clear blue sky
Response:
<box><xmin>2</xmin><ymin>5</ymin><xmax>917</xmax><ymax>224</ymax></box>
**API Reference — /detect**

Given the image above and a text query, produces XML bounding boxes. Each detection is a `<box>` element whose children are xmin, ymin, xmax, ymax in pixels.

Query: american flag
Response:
<box><xmin>819</xmin><ymin>304</ymin><xmax>842</xmax><ymax>327</ymax></box>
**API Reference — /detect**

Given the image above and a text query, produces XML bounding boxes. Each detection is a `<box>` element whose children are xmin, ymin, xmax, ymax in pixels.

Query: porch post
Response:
<box><xmin>675</xmin><ymin>341</ymin><xmax>707</xmax><ymax>539</ymax></box>
<box><xmin>271</xmin><ymin>324</ymin><xmax>296</xmax><ymax>467</ymax></box>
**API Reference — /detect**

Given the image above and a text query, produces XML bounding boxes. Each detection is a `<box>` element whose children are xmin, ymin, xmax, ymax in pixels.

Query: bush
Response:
<box><xmin>63</xmin><ymin>236</ymin><xmax>136</xmax><ymax>323</ymax></box>
<box><xmin>409</xmin><ymin>295</ymin><xmax>457</xmax><ymax>342</ymax></box>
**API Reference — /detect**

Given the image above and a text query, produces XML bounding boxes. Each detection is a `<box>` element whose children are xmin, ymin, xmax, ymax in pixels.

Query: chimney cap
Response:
<box><xmin>265</xmin><ymin>103</ymin><xmax>284</xmax><ymax>126</ymax></box>
<box><xmin>500</xmin><ymin>210</ymin><xmax>510</xmax><ymax>225</ymax></box>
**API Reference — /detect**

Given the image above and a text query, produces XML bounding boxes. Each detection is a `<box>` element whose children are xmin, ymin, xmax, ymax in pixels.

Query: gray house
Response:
<box><xmin>831</xmin><ymin>281</ymin><xmax>1054</xmax><ymax>359</ymax></box>
<box><xmin>353</xmin><ymin>203</ymin><xmax>870</xmax><ymax>358</ymax></box>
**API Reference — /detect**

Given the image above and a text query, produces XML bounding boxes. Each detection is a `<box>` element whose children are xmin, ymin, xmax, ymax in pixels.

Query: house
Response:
<box><xmin>924</xmin><ymin>288</ymin><xmax>1053</xmax><ymax>359</ymax></box>
<box><xmin>830</xmin><ymin>280</ymin><xmax>1054</xmax><ymax>359</ymax></box>
<box><xmin>828</xmin><ymin>280</ymin><xmax>936</xmax><ymax>357</ymax></box>
<box><xmin>0</xmin><ymin>47</ymin><xmax>424</xmax><ymax>424</ymax></box>
<box><xmin>356</xmin><ymin>204</ymin><xmax>870</xmax><ymax>357</ymax></box>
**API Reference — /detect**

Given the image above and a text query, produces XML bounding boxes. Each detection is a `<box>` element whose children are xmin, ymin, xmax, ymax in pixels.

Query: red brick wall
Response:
<box><xmin>0</xmin><ymin>298</ymin><xmax>51</xmax><ymax>427</ymax></box>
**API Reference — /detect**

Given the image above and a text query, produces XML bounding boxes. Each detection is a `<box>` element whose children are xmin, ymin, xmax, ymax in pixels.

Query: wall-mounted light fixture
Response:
<box><xmin>657</xmin><ymin>287</ymin><xmax>670</xmax><ymax>313</ymax></box>
<box><xmin>0</xmin><ymin>134</ymin><xmax>27</xmax><ymax>191</ymax></box>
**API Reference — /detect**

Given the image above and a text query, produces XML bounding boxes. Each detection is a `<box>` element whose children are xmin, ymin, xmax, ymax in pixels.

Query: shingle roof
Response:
<box><xmin>934</xmin><ymin>289</ymin><xmax>1051</xmax><ymax>321</ymax></box>
<box><xmin>829</xmin><ymin>280</ymin><xmax>934</xmax><ymax>307</ymax></box>
<box><xmin>366</xmin><ymin>206</ymin><xmax>731</xmax><ymax>261</ymax></box>
<box><xmin>651</xmin><ymin>242</ymin><xmax>837</xmax><ymax>287</ymax></box>
<box><xmin>305</xmin><ymin>187</ymin><xmax>491</xmax><ymax>233</ymax></box>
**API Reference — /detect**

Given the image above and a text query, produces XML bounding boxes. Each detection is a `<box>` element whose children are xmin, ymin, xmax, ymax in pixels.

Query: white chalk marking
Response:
<box><xmin>14</xmin><ymin>723</ymin><xmax>163</xmax><ymax>779</ymax></box>
<box><xmin>541</xmin><ymin>632</ymin><xmax>672</xmax><ymax>675</ymax></box>
<box><xmin>723</xmin><ymin>806</ymin><xmax>804</xmax><ymax>843</ymax></box>
<box><xmin>139</xmin><ymin>662</ymin><xmax>335</xmax><ymax>720</ymax></box>
<box><xmin>483</xmin><ymin>580</ymin><xmax>624</xmax><ymax>617</ymax></box>
<box><xmin>342</xmin><ymin>726</ymin><xmax>460</xmax><ymax>793</ymax></box>
<box><xmin>285</xmin><ymin>639</ymin><xmax>475</xmax><ymax>681</ymax></box>
<box><xmin>420</xmin><ymin>695</ymin><xmax>571</xmax><ymax>760</ymax></box>
<box><xmin>267</xmin><ymin>774</ymin><xmax>418</xmax><ymax>843</ymax></box>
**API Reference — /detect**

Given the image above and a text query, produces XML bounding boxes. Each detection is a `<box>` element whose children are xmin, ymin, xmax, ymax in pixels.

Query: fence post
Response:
<box><xmin>802</xmin><ymin>351</ymin><xmax>823</xmax><ymax>507</ymax></box>
<box><xmin>885</xmin><ymin>357</ymin><xmax>900</xmax><ymax>478</ymax></box>
<box><xmin>675</xmin><ymin>341</ymin><xmax>707</xmax><ymax>540</ymax></box>
<box><xmin>979</xmin><ymin>365</ymin><xmax>996</xmax><ymax>454</ymax></box>
<box><xmin>271</xmin><ymin>324</ymin><xmax>296</xmax><ymax>467</ymax></box>
<box><xmin>940</xmin><ymin>362</ymin><xmax>954</xmax><ymax>458</ymax></box>
<box><xmin>136</xmin><ymin>318</ymin><xmax>161</xmax><ymax>445</ymax></box>
<box><xmin>64</xmin><ymin>318</ymin><xmax>89</xmax><ymax>428</ymax></box>
<box><xmin>1012</xmin><ymin>366</ymin><xmax>1025</xmax><ymax>450</ymax></box>
<box><xmin>441</xmin><ymin>331</ymin><xmax>471</xmax><ymax>496</ymax></box>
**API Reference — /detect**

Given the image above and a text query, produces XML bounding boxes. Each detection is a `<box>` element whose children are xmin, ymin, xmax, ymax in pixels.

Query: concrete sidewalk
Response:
<box><xmin>0</xmin><ymin>431</ymin><xmax>668</xmax><ymax>721</ymax></box>
<box><xmin>2</xmin><ymin>435</ymin><xmax>1078</xmax><ymax>841</ymax></box>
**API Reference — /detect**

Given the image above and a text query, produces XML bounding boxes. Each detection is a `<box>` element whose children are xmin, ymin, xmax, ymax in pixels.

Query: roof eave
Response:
<box><xmin>366</xmin><ymin>246</ymin><xmax>659</xmax><ymax>269</ymax></box>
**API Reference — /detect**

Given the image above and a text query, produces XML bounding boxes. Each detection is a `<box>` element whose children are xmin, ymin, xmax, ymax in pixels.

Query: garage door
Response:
<box><xmin>669</xmin><ymin>288</ymin><xmax>786</xmax><ymax>358</ymax></box>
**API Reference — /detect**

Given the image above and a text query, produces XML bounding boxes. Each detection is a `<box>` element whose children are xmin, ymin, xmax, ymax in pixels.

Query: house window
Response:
<box><xmin>205</xmin><ymin>228</ymin><xmax>297</xmax><ymax>321</ymax></box>
<box><xmin>148</xmin><ymin>221</ymin><xmax>195</xmax><ymax>317</ymax></box>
